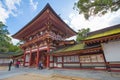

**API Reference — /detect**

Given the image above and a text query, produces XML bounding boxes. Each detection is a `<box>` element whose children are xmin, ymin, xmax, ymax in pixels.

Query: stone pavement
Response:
<box><xmin>0</xmin><ymin>66</ymin><xmax>120</xmax><ymax>80</ymax></box>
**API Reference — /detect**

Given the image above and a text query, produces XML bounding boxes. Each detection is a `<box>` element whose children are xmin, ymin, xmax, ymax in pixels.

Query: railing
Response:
<box><xmin>50</xmin><ymin>61</ymin><xmax>120</xmax><ymax>72</ymax></box>
<box><xmin>51</xmin><ymin>62</ymin><xmax>106</xmax><ymax>70</ymax></box>
<box><xmin>106</xmin><ymin>62</ymin><xmax>120</xmax><ymax>72</ymax></box>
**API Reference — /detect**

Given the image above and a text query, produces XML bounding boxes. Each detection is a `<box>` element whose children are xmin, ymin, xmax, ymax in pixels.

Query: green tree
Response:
<box><xmin>0</xmin><ymin>21</ymin><xmax>22</xmax><ymax>53</ymax></box>
<box><xmin>8</xmin><ymin>43</ymin><xmax>21</xmax><ymax>52</ymax></box>
<box><xmin>74</xmin><ymin>0</ymin><xmax>120</xmax><ymax>19</ymax></box>
<box><xmin>0</xmin><ymin>22</ymin><xmax>11</xmax><ymax>52</ymax></box>
<box><xmin>76</xmin><ymin>28</ymin><xmax>90</xmax><ymax>43</ymax></box>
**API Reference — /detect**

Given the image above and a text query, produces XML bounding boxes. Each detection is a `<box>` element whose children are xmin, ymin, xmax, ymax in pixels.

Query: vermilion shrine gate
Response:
<box><xmin>13</xmin><ymin>4</ymin><xmax>76</xmax><ymax>68</ymax></box>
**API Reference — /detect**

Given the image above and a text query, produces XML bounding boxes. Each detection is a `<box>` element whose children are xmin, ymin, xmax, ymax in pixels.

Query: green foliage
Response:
<box><xmin>0</xmin><ymin>21</ymin><xmax>22</xmax><ymax>53</ymax></box>
<box><xmin>76</xmin><ymin>28</ymin><xmax>90</xmax><ymax>43</ymax></box>
<box><xmin>8</xmin><ymin>43</ymin><xmax>21</xmax><ymax>52</ymax></box>
<box><xmin>74</xmin><ymin>0</ymin><xmax>120</xmax><ymax>19</ymax></box>
<box><xmin>0</xmin><ymin>22</ymin><xmax>11</xmax><ymax>42</ymax></box>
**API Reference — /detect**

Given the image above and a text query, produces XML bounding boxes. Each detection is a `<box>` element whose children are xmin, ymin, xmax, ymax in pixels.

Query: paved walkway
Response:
<box><xmin>0</xmin><ymin>66</ymin><xmax>120</xmax><ymax>80</ymax></box>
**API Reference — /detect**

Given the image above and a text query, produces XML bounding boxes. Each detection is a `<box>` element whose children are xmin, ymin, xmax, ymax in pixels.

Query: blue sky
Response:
<box><xmin>1</xmin><ymin>0</ymin><xmax>76</xmax><ymax>35</ymax></box>
<box><xmin>0</xmin><ymin>0</ymin><xmax>120</xmax><ymax>44</ymax></box>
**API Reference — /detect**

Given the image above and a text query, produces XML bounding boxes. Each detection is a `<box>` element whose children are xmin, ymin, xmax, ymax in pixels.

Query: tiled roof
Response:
<box><xmin>52</xmin><ymin>43</ymin><xmax>85</xmax><ymax>54</ymax></box>
<box><xmin>86</xmin><ymin>28</ymin><xmax>120</xmax><ymax>40</ymax></box>
<box><xmin>86</xmin><ymin>24</ymin><xmax>120</xmax><ymax>40</ymax></box>
<box><xmin>0</xmin><ymin>52</ymin><xmax>23</xmax><ymax>58</ymax></box>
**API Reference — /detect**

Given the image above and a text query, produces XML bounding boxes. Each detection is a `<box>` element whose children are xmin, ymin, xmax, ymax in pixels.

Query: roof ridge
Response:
<box><xmin>88</xmin><ymin>24</ymin><xmax>120</xmax><ymax>36</ymax></box>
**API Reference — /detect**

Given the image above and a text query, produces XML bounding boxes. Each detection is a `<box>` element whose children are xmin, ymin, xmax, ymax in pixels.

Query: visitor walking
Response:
<box><xmin>8</xmin><ymin>61</ymin><xmax>12</xmax><ymax>71</ymax></box>
<box><xmin>38</xmin><ymin>61</ymin><xmax>43</xmax><ymax>69</ymax></box>
<box><xmin>16</xmin><ymin>60</ymin><xmax>20</xmax><ymax>68</ymax></box>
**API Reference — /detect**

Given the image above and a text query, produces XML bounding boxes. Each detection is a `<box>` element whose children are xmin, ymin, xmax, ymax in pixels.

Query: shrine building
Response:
<box><xmin>13</xmin><ymin>4</ymin><xmax>120</xmax><ymax>72</ymax></box>
<box><xmin>50</xmin><ymin>24</ymin><xmax>120</xmax><ymax>72</ymax></box>
<box><xmin>12</xmin><ymin>4</ymin><xmax>77</xmax><ymax>68</ymax></box>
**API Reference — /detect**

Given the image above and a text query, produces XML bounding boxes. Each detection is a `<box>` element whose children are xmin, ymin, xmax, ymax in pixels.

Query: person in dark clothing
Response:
<box><xmin>8</xmin><ymin>61</ymin><xmax>12</xmax><ymax>71</ymax></box>
<box><xmin>15</xmin><ymin>60</ymin><xmax>20</xmax><ymax>68</ymax></box>
<box><xmin>38</xmin><ymin>61</ymin><xmax>43</xmax><ymax>69</ymax></box>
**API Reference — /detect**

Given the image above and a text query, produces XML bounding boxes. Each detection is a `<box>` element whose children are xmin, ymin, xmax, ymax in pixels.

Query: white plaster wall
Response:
<box><xmin>50</xmin><ymin>63</ymin><xmax>53</xmax><ymax>67</ymax></box>
<box><xmin>102</xmin><ymin>40</ymin><xmax>120</xmax><ymax>62</ymax></box>
<box><xmin>0</xmin><ymin>59</ymin><xmax>10</xmax><ymax>64</ymax></box>
<box><xmin>64</xmin><ymin>64</ymin><xmax>80</xmax><ymax>67</ymax></box>
<box><xmin>54</xmin><ymin>63</ymin><xmax>57</xmax><ymax>67</ymax></box>
<box><xmin>25</xmin><ymin>63</ymin><xmax>29</xmax><ymax>66</ymax></box>
<box><xmin>57</xmin><ymin>64</ymin><xmax>62</xmax><ymax>67</ymax></box>
<box><xmin>25</xmin><ymin>54</ymin><xmax>30</xmax><ymax>62</ymax></box>
<box><xmin>50</xmin><ymin>56</ymin><xmax>53</xmax><ymax>61</ymax></box>
<box><xmin>53</xmin><ymin>63</ymin><xmax>62</xmax><ymax>67</ymax></box>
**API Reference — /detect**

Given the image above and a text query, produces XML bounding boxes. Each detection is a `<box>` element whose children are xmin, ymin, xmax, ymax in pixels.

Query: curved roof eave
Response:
<box><xmin>12</xmin><ymin>3</ymin><xmax>77</xmax><ymax>40</ymax></box>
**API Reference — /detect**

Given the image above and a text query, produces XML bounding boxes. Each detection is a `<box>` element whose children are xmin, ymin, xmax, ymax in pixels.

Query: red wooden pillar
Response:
<box><xmin>36</xmin><ymin>48</ymin><xmax>39</xmax><ymax>67</ymax></box>
<box><xmin>29</xmin><ymin>48</ymin><xmax>32</xmax><ymax>66</ymax></box>
<box><xmin>79</xmin><ymin>55</ymin><xmax>82</xmax><ymax>68</ymax></box>
<box><xmin>62</xmin><ymin>56</ymin><xmax>64</xmax><ymax>68</ymax></box>
<box><xmin>23</xmin><ymin>51</ymin><xmax>26</xmax><ymax>66</ymax></box>
<box><xmin>53</xmin><ymin>56</ymin><xmax>54</xmax><ymax>68</ymax></box>
<box><xmin>46</xmin><ymin>47</ymin><xmax>50</xmax><ymax>68</ymax></box>
<box><xmin>46</xmin><ymin>54</ymin><xmax>50</xmax><ymax>68</ymax></box>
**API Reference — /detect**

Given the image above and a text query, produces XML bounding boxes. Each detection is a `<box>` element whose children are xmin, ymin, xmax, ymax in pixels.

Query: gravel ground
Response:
<box><xmin>0</xmin><ymin>66</ymin><xmax>120</xmax><ymax>80</ymax></box>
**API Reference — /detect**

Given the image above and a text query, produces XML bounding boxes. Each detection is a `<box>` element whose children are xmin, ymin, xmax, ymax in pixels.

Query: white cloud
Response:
<box><xmin>0</xmin><ymin>0</ymin><xmax>21</xmax><ymax>23</ymax></box>
<box><xmin>109</xmin><ymin>9</ymin><xmax>120</xmax><ymax>25</ymax></box>
<box><xmin>0</xmin><ymin>0</ymin><xmax>21</xmax><ymax>45</ymax></box>
<box><xmin>0</xmin><ymin>2</ymin><xmax>9</xmax><ymax>23</ymax></box>
<box><xmin>5</xmin><ymin>0</ymin><xmax>21</xmax><ymax>11</ymax></box>
<box><xmin>12</xmin><ymin>38</ymin><xmax>20</xmax><ymax>45</ymax></box>
<box><xmin>65</xmin><ymin>9</ymin><xmax>120</xmax><ymax>40</ymax></box>
<box><xmin>30</xmin><ymin>0</ymin><xmax>38</xmax><ymax>11</ymax></box>
<box><xmin>5</xmin><ymin>0</ymin><xmax>21</xmax><ymax>16</ymax></box>
<box><xmin>68</xmin><ymin>9</ymin><xmax>120</xmax><ymax>32</ymax></box>
<box><xmin>8</xmin><ymin>35</ymin><xmax>19</xmax><ymax>45</ymax></box>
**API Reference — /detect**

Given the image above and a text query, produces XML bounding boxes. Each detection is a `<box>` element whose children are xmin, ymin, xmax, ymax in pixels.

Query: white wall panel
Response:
<box><xmin>50</xmin><ymin>63</ymin><xmax>53</xmax><ymax>67</ymax></box>
<box><xmin>102</xmin><ymin>41</ymin><xmax>120</xmax><ymax>62</ymax></box>
<box><xmin>25</xmin><ymin>54</ymin><xmax>30</xmax><ymax>62</ymax></box>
